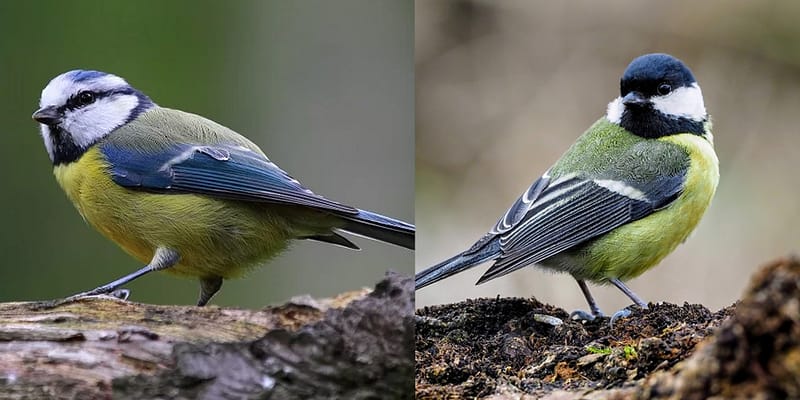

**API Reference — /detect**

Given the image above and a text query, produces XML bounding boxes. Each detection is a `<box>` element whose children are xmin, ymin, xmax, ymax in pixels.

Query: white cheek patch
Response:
<box><xmin>606</xmin><ymin>96</ymin><xmax>624</xmax><ymax>124</ymax></box>
<box><xmin>39</xmin><ymin>125</ymin><xmax>56</xmax><ymax>161</ymax></box>
<box><xmin>651</xmin><ymin>83</ymin><xmax>706</xmax><ymax>121</ymax></box>
<box><xmin>62</xmin><ymin>94</ymin><xmax>139</xmax><ymax>148</ymax></box>
<box><xmin>606</xmin><ymin>83</ymin><xmax>706</xmax><ymax>124</ymax></box>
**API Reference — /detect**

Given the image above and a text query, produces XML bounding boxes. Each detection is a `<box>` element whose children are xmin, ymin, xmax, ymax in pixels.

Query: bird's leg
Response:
<box><xmin>609</xmin><ymin>278</ymin><xmax>649</xmax><ymax>325</ymax></box>
<box><xmin>42</xmin><ymin>248</ymin><xmax>180</xmax><ymax>308</ymax></box>
<box><xmin>570</xmin><ymin>279</ymin><xmax>605</xmax><ymax>321</ymax></box>
<box><xmin>197</xmin><ymin>277</ymin><xmax>223</xmax><ymax>306</ymax></box>
<box><xmin>610</xmin><ymin>278</ymin><xmax>648</xmax><ymax>308</ymax></box>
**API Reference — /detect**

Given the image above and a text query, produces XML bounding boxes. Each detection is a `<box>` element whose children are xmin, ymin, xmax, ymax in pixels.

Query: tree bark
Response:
<box><xmin>0</xmin><ymin>272</ymin><xmax>413</xmax><ymax>400</ymax></box>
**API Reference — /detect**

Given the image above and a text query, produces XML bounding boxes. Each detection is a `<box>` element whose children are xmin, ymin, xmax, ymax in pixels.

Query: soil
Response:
<box><xmin>415</xmin><ymin>257</ymin><xmax>800</xmax><ymax>399</ymax></box>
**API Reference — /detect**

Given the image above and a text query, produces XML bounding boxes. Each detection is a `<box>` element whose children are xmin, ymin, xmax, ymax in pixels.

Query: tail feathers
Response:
<box><xmin>339</xmin><ymin>209</ymin><xmax>415</xmax><ymax>250</ymax></box>
<box><xmin>415</xmin><ymin>239</ymin><xmax>501</xmax><ymax>289</ymax></box>
<box><xmin>305</xmin><ymin>232</ymin><xmax>360</xmax><ymax>250</ymax></box>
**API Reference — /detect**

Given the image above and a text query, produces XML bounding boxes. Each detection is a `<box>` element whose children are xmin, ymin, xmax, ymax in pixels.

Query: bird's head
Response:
<box><xmin>606</xmin><ymin>53</ymin><xmax>707</xmax><ymax>139</ymax></box>
<box><xmin>33</xmin><ymin>70</ymin><xmax>155</xmax><ymax>164</ymax></box>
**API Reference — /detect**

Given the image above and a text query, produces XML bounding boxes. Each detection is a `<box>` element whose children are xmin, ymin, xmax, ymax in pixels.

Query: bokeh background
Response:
<box><xmin>416</xmin><ymin>0</ymin><xmax>800</xmax><ymax>312</ymax></box>
<box><xmin>0</xmin><ymin>0</ymin><xmax>413</xmax><ymax>307</ymax></box>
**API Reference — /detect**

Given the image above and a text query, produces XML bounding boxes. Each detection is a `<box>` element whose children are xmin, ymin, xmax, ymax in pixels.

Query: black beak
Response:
<box><xmin>622</xmin><ymin>91</ymin><xmax>650</xmax><ymax>108</ymax></box>
<box><xmin>32</xmin><ymin>106</ymin><xmax>62</xmax><ymax>125</ymax></box>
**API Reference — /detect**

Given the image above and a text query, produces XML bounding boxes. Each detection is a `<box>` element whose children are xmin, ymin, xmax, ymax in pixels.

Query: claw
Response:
<box><xmin>110</xmin><ymin>289</ymin><xmax>131</xmax><ymax>301</ymax></box>
<box><xmin>609</xmin><ymin>307</ymin><xmax>633</xmax><ymax>327</ymax></box>
<box><xmin>35</xmin><ymin>289</ymin><xmax>131</xmax><ymax>310</ymax></box>
<box><xmin>570</xmin><ymin>309</ymin><xmax>604</xmax><ymax>321</ymax></box>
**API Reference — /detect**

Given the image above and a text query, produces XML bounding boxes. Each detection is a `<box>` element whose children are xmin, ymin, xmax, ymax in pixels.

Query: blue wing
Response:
<box><xmin>101</xmin><ymin>142</ymin><xmax>358</xmax><ymax>215</ymax></box>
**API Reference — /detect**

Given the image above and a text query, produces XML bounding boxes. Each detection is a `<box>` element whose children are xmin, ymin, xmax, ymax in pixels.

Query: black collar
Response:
<box><xmin>620</xmin><ymin>107</ymin><xmax>706</xmax><ymax>138</ymax></box>
<box><xmin>49</xmin><ymin>126</ymin><xmax>86</xmax><ymax>165</ymax></box>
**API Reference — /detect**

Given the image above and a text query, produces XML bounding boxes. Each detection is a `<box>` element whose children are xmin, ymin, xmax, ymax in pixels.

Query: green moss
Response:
<box><xmin>586</xmin><ymin>345</ymin><xmax>612</xmax><ymax>355</ymax></box>
<box><xmin>623</xmin><ymin>345</ymin><xmax>638</xmax><ymax>360</ymax></box>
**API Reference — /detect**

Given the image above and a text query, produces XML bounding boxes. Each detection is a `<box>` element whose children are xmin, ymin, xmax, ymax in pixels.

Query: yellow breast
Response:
<box><xmin>585</xmin><ymin>132</ymin><xmax>719</xmax><ymax>281</ymax></box>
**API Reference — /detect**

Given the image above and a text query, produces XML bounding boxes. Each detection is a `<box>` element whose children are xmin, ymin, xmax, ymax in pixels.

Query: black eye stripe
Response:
<box><xmin>64</xmin><ymin>88</ymin><xmax>133</xmax><ymax>111</ymax></box>
<box><xmin>65</xmin><ymin>91</ymin><xmax>99</xmax><ymax>110</ymax></box>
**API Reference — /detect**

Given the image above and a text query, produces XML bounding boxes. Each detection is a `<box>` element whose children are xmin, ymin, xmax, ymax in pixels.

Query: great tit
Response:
<box><xmin>415</xmin><ymin>53</ymin><xmax>718</xmax><ymax>319</ymax></box>
<box><xmin>33</xmin><ymin>70</ymin><xmax>414</xmax><ymax>306</ymax></box>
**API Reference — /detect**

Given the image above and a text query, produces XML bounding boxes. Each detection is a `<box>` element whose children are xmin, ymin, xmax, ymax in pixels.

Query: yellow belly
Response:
<box><xmin>54</xmin><ymin>147</ymin><xmax>335</xmax><ymax>279</ymax></box>
<box><xmin>545</xmin><ymin>133</ymin><xmax>719</xmax><ymax>282</ymax></box>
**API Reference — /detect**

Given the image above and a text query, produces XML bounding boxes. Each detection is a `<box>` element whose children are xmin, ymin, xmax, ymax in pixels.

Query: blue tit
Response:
<box><xmin>415</xmin><ymin>53</ymin><xmax>718</xmax><ymax>319</ymax></box>
<box><xmin>33</xmin><ymin>70</ymin><xmax>414</xmax><ymax>306</ymax></box>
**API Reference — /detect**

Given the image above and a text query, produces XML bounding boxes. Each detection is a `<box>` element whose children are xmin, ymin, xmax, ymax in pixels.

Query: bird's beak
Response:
<box><xmin>32</xmin><ymin>106</ymin><xmax>62</xmax><ymax>125</ymax></box>
<box><xmin>622</xmin><ymin>91</ymin><xmax>650</xmax><ymax>108</ymax></box>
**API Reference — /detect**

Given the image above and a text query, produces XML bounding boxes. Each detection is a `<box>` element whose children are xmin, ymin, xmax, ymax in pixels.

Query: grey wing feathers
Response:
<box><xmin>415</xmin><ymin>174</ymin><xmax>552</xmax><ymax>289</ymax></box>
<box><xmin>415</xmin><ymin>235</ymin><xmax>501</xmax><ymax>289</ymax></box>
<box><xmin>476</xmin><ymin>172</ymin><xmax>686</xmax><ymax>283</ymax></box>
<box><xmin>491</xmin><ymin>174</ymin><xmax>550</xmax><ymax>234</ymax></box>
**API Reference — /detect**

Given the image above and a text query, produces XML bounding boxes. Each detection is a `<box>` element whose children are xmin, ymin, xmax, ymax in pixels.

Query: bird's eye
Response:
<box><xmin>657</xmin><ymin>83</ymin><xmax>672</xmax><ymax>96</ymax></box>
<box><xmin>77</xmin><ymin>91</ymin><xmax>96</xmax><ymax>106</ymax></box>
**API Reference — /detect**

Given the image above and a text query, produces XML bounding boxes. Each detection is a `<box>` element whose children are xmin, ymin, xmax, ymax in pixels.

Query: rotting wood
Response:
<box><xmin>0</xmin><ymin>272</ymin><xmax>414</xmax><ymax>400</ymax></box>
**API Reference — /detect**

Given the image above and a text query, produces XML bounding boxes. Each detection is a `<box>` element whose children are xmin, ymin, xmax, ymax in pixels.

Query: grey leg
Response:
<box><xmin>570</xmin><ymin>279</ymin><xmax>605</xmax><ymax>321</ymax></box>
<box><xmin>577</xmin><ymin>279</ymin><xmax>604</xmax><ymax>316</ymax></box>
<box><xmin>197</xmin><ymin>276</ymin><xmax>223</xmax><ymax>306</ymax></box>
<box><xmin>610</xmin><ymin>278</ymin><xmax>648</xmax><ymax>309</ymax></box>
<box><xmin>608</xmin><ymin>278</ymin><xmax>649</xmax><ymax>326</ymax></box>
<box><xmin>47</xmin><ymin>248</ymin><xmax>180</xmax><ymax>307</ymax></box>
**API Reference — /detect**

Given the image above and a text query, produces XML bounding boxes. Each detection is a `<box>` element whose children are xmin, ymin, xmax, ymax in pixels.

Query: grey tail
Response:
<box><xmin>415</xmin><ymin>238</ymin><xmax>501</xmax><ymax>289</ymax></box>
<box><xmin>339</xmin><ymin>209</ymin><xmax>415</xmax><ymax>250</ymax></box>
<box><xmin>305</xmin><ymin>232</ymin><xmax>360</xmax><ymax>250</ymax></box>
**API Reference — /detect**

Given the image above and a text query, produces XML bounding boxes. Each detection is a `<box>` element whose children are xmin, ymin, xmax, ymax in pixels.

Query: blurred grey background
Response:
<box><xmin>416</xmin><ymin>0</ymin><xmax>800</xmax><ymax>312</ymax></box>
<box><xmin>0</xmin><ymin>0</ymin><xmax>413</xmax><ymax>307</ymax></box>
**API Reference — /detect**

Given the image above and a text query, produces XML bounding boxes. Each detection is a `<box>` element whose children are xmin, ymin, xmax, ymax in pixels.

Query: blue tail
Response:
<box><xmin>415</xmin><ymin>238</ymin><xmax>501</xmax><ymax>289</ymax></box>
<box><xmin>340</xmin><ymin>209</ymin><xmax>415</xmax><ymax>250</ymax></box>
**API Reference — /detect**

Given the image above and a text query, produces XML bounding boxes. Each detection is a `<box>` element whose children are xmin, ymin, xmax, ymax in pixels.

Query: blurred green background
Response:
<box><xmin>0</xmin><ymin>0</ymin><xmax>413</xmax><ymax>307</ymax></box>
<box><xmin>416</xmin><ymin>1</ymin><xmax>800</xmax><ymax>312</ymax></box>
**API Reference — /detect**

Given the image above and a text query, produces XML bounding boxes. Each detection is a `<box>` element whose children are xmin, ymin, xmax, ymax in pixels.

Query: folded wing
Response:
<box><xmin>477</xmin><ymin>171</ymin><xmax>685</xmax><ymax>283</ymax></box>
<box><xmin>102</xmin><ymin>142</ymin><xmax>358</xmax><ymax>215</ymax></box>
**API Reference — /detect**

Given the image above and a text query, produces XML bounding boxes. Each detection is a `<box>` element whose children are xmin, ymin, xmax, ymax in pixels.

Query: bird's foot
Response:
<box><xmin>570</xmin><ymin>309</ymin><xmax>605</xmax><ymax>322</ymax></box>
<box><xmin>110</xmin><ymin>289</ymin><xmax>131</xmax><ymax>301</ymax></box>
<box><xmin>609</xmin><ymin>308</ymin><xmax>633</xmax><ymax>327</ymax></box>
<box><xmin>608</xmin><ymin>304</ymin><xmax>648</xmax><ymax>327</ymax></box>
<box><xmin>32</xmin><ymin>287</ymin><xmax>131</xmax><ymax>310</ymax></box>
